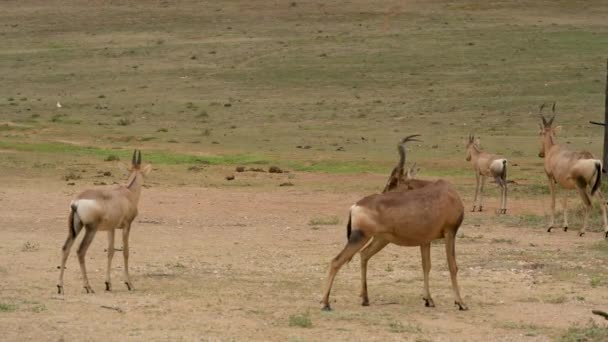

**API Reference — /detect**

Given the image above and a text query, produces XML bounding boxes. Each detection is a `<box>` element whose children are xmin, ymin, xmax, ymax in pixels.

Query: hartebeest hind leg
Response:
<box><xmin>122</xmin><ymin>224</ymin><xmax>134</xmax><ymax>290</ymax></box>
<box><xmin>420</xmin><ymin>243</ymin><xmax>435</xmax><ymax>307</ymax></box>
<box><xmin>322</xmin><ymin>232</ymin><xmax>372</xmax><ymax>311</ymax></box>
<box><xmin>477</xmin><ymin>176</ymin><xmax>486</xmax><ymax>212</ymax></box>
<box><xmin>78</xmin><ymin>226</ymin><xmax>97</xmax><ymax>293</ymax></box>
<box><xmin>561</xmin><ymin>196</ymin><xmax>569</xmax><ymax>231</ymax></box>
<box><xmin>359</xmin><ymin>237</ymin><xmax>389</xmax><ymax>306</ymax></box>
<box><xmin>105</xmin><ymin>230</ymin><xmax>115</xmax><ymax>291</ymax></box>
<box><xmin>546</xmin><ymin>176</ymin><xmax>557</xmax><ymax>232</ymax></box>
<box><xmin>445</xmin><ymin>232</ymin><xmax>467</xmax><ymax>310</ymax></box>
<box><xmin>495</xmin><ymin>176</ymin><xmax>507</xmax><ymax>214</ymax></box>
<box><xmin>472</xmin><ymin>174</ymin><xmax>480</xmax><ymax>212</ymax></box>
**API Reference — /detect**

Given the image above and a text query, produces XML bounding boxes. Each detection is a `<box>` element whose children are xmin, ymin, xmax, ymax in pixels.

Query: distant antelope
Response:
<box><xmin>538</xmin><ymin>103</ymin><xmax>608</xmax><ymax>237</ymax></box>
<box><xmin>57</xmin><ymin>150</ymin><xmax>152</xmax><ymax>294</ymax></box>
<box><xmin>322</xmin><ymin>135</ymin><xmax>467</xmax><ymax>311</ymax></box>
<box><xmin>465</xmin><ymin>134</ymin><xmax>508</xmax><ymax>214</ymax></box>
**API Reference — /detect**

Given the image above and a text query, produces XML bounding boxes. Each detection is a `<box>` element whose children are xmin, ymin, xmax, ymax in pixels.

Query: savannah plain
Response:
<box><xmin>1</xmin><ymin>0</ymin><xmax>608</xmax><ymax>341</ymax></box>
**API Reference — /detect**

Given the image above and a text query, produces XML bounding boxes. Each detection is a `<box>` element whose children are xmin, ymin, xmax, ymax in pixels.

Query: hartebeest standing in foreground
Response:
<box><xmin>322</xmin><ymin>135</ymin><xmax>468</xmax><ymax>311</ymax></box>
<box><xmin>538</xmin><ymin>103</ymin><xmax>608</xmax><ymax>238</ymax></box>
<box><xmin>58</xmin><ymin>150</ymin><xmax>152</xmax><ymax>294</ymax></box>
<box><xmin>465</xmin><ymin>134</ymin><xmax>508</xmax><ymax>214</ymax></box>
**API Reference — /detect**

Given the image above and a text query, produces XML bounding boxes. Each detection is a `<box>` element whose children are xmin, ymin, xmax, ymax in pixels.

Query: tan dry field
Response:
<box><xmin>1</xmin><ymin>0</ymin><xmax>608</xmax><ymax>341</ymax></box>
<box><xmin>1</xmin><ymin>171</ymin><xmax>608</xmax><ymax>341</ymax></box>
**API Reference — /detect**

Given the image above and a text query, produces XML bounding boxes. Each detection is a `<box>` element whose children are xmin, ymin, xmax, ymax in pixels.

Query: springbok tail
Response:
<box><xmin>346</xmin><ymin>211</ymin><xmax>352</xmax><ymax>241</ymax></box>
<box><xmin>69</xmin><ymin>202</ymin><xmax>82</xmax><ymax>238</ymax></box>
<box><xmin>591</xmin><ymin>160</ymin><xmax>602</xmax><ymax>196</ymax></box>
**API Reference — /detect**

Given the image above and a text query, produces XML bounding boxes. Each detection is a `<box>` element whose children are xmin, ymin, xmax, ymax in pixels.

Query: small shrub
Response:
<box><xmin>157</xmin><ymin>128</ymin><xmax>168</xmax><ymax>133</ymax></box>
<box><xmin>104</xmin><ymin>155</ymin><xmax>120</xmax><ymax>162</ymax></box>
<box><xmin>288</xmin><ymin>312</ymin><xmax>312</xmax><ymax>328</ymax></box>
<box><xmin>117</xmin><ymin>118</ymin><xmax>133</xmax><ymax>126</ymax></box>
<box><xmin>388</xmin><ymin>321</ymin><xmax>421</xmax><ymax>333</ymax></box>
<box><xmin>22</xmin><ymin>241</ymin><xmax>39</xmax><ymax>252</ymax></box>
<box><xmin>560</xmin><ymin>320</ymin><xmax>608</xmax><ymax>342</ymax></box>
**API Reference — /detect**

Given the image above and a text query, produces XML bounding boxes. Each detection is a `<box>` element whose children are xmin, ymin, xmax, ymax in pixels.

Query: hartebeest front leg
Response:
<box><xmin>546</xmin><ymin>176</ymin><xmax>557</xmax><ymax>232</ymax></box>
<box><xmin>595</xmin><ymin>191</ymin><xmax>608</xmax><ymax>239</ymax></box>
<box><xmin>420</xmin><ymin>243</ymin><xmax>434</xmax><ymax>307</ymax></box>
<box><xmin>445</xmin><ymin>232</ymin><xmax>467</xmax><ymax>310</ymax></box>
<box><xmin>359</xmin><ymin>237</ymin><xmax>389</xmax><ymax>306</ymax></box>
<box><xmin>472</xmin><ymin>174</ymin><xmax>480</xmax><ymax>212</ymax></box>
<box><xmin>122</xmin><ymin>225</ymin><xmax>134</xmax><ymax>291</ymax></box>
<box><xmin>478</xmin><ymin>176</ymin><xmax>486</xmax><ymax>212</ymax></box>
<box><xmin>105</xmin><ymin>230</ymin><xmax>115</xmax><ymax>291</ymax></box>
<box><xmin>561</xmin><ymin>196</ymin><xmax>569</xmax><ymax>232</ymax></box>
<box><xmin>322</xmin><ymin>232</ymin><xmax>371</xmax><ymax>311</ymax></box>
<box><xmin>78</xmin><ymin>226</ymin><xmax>97</xmax><ymax>293</ymax></box>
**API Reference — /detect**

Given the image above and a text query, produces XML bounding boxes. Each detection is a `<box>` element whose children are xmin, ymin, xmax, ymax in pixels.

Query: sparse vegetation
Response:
<box><xmin>0</xmin><ymin>303</ymin><xmax>16</xmax><ymax>312</ymax></box>
<box><xmin>560</xmin><ymin>321</ymin><xmax>608</xmax><ymax>342</ymax></box>
<box><xmin>288</xmin><ymin>312</ymin><xmax>312</xmax><ymax>328</ymax></box>
<box><xmin>388</xmin><ymin>321</ymin><xmax>421</xmax><ymax>333</ymax></box>
<box><xmin>308</xmin><ymin>216</ymin><xmax>339</xmax><ymax>226</ymax></box>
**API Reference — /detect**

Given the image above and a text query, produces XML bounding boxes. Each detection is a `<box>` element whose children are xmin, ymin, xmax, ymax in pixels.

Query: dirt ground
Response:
<box><xmin>1</xmin><ymin>172</ymin><xmax>607</xmax><ymax>341</ymax></box>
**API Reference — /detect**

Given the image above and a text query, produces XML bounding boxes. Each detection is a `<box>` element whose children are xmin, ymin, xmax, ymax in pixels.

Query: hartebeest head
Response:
<box><xmin>382</xmin><ymin>134</ymin><xmax>421</xmax><ymax>192</ymax></box>
<box><xmin>465</xmin><ymin>134</ymin><xmax>481</xmax><ymax>162</ymax></box>
<box><xmin>538</xmin><ymin>102</ymin><xmax>562</xmax><ymax>158</ymax></box>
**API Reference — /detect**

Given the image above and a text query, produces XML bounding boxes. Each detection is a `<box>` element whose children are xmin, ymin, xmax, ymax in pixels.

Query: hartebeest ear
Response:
<box><xmin>141</xmin><ymin>164</ymin><xmax>153</xmax><ymax>177</ymax></box>
<box><xmin>474</xmin><ymin>137</ymin><xmax>481</xmax><ymax>147</ymax></box>
<box><xmin>553</xmin><ymin>125</ymin><xmax>562</xmax><ymax>135</ymax></box>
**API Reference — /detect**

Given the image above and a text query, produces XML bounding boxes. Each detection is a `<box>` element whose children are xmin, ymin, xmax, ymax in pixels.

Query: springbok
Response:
<box><xmin>322</xmin><ymin>135</ymin><xmax>468</xmax><ymax>311</ymax></box>
<box><xmin>57</xmin><ymin>150</ymin><xmax>152</xmax><ymax>294</ymax></box>
<box><xmin>465</xmin><ymin>134</ymin><xmax>508</xmax><ymax>214</ymax></box>
<box><xmin>538</xmin><ymin>103</ymin><xmax>608</xmax><ymax>238</ymax></box>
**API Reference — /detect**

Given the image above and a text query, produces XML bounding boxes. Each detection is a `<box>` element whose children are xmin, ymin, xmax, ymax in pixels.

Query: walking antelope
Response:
<box><xmin>465</xmin><ymin>134</ymin><xmax>508</xmax><ymax>214</ymax></box>
<box><xmin>538</xmin><ymin>103</ymin><xmax>608</xmax><ymax>237</ymax></box>
<box><xmin>57</xmin><ymin>150</ymin><xmax>152</xmax><ymax>294</ymax></box>
<box><xmin>322</xmin><ymin>135</ymin><xmax>467</xmax><ymax>311</ymax></box>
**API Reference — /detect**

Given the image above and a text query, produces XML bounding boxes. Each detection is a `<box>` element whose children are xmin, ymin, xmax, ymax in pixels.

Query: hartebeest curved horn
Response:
<box><xmin>539</xmin><ymin>103</ymin><xmax>547</xmax><ymax>126</ymax></box>
<box><xmin>399</xmin><ymin>134</ymin><xmax>421</xmax><ymax>166</ymax></box>
<box><xmin>382</xmin><ymin>134</ymin><xmax>422</xmax><ymax>193</ymax></box>
<box><xmin>131</xmin><ymin>150</ymin><xmax>137</xmax><ymax>165</ymax></box>
<box><xmin>548</xmin><ymin>102</ymin><xmax>556</xmax><ymax>125</ymax></box>
<box><xmin>137</xmin><ymin>150</ymin><xmax>142</xmax><ymax>166</ymax></box>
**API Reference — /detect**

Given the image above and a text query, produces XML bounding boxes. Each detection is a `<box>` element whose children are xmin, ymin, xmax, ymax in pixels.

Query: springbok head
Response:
<box><xmin>465</xmin><ymin>134</ymin><xmax>481</xmax><ymax>161</ymax></box>
<box><xmin>538</xmin><ymin>102</ymin><xmax>562</xmax><ymax>158</ymax></box>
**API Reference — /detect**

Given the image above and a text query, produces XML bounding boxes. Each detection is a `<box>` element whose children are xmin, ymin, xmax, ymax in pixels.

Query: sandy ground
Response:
<box><xmin>1</xmin><ymin>175</ymin><xmax>607</xmax><ymax>341</ymax></box>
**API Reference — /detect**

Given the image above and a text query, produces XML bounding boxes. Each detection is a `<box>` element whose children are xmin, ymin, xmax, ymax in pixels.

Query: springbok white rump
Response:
<box><xmin>538</xmin><ymin>103</ymin><xmax>608</xmax><ymax>238</ymax></box>
<box><xmin>465</xmin><ymin>134</ymin><xmax>508</xmax><ymax>214</ymax></box>
<box><xmin>57</xmin><ymin>150</ymin><xmax>152</xmax><ymax>294</ymax></box>
<box><xmin>321</xmin><ymin>135</ymin><xmax>467</xmax><ymax>311</ymax></box>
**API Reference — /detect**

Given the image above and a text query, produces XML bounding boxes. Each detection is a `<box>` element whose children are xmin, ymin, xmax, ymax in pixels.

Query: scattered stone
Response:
<box><xmin>279</xmin><ymin>182</ymin><xmax>294</xmax><ymax>187</ymax></box>
<box><xmin>94</xmin><ymin>181</ymin><xmax>107</xmax><ymax>186</ymax></box>
<box><xmin>103</xmin><ymin>171</ymin><xmax>112</xmax><ymax>177</ymax></box>
<box><xmin>225</xmin><ymin>175</ymin><xmax>235</xmax><ymax>181</ymax></box>
<box><xmin>336</xmin><ymin>146</ymin><xmax>345</xmax><ymax>151</ymax></box>
<box><xmin>235</xmin><ymin>166</ymin><xmax>246</xmax><ymax>172</ymax></box>
<box><xmin>67</xmin><ymin>182</ymin><xmax>75</xmax><ymax>186</ymax></box>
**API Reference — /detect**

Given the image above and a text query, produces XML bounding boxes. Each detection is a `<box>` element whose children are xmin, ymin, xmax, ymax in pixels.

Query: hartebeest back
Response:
<box><xmin>322</xmin><ymin>136</ymin><xmax>468</xmax><ymax>311</ymax></box>
<box><xmin>465</xmin><ymin>134</ymin><xmax>508</xmax><ymax>214</ymax></box>
<box><xmin>538</xmin><ymin>103</ymin><xmax>608</xmax><ymax>238</ymax></box>
<box><xmin>57</xmin><ymin>150</ymin><xmax>152</xmax><ymax>294</ymax></box>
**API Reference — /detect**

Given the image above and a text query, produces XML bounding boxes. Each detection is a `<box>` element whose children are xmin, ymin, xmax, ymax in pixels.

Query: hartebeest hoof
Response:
<box><xmin>423</xmin><ymin>297</ymin><xmax>435</xmax><ymax>307</ymax></box>
<box><xmin>84</xmin><ymin>285</ymin><xmax>95</xmax><ymax>294</ymax></box>
<box><xmin>105</xmin><ymin>282</ymin><xmax>112</xmax><ymax>292</ymax></box>
<box><xmin>125</xmin><ymin>282</ymin><xmax>133</xmax><ymax>291</ymax></box>
<box><xmin>57</xmin><ymin>285</ymin><xmax>63</xmax><ymax>295</ymax></box>
<box><xmin>455</xmin><ymin>301</ymin><xmax>468</xmax><ymax>311</ymax></box>
<box><xmin>478</xmin><ymin>206</ymin><xmax>483</xmax><ymax>212</ymax></box>
<box><xmin>471</xmin><ymin>206</ymin><xmax>477</xmax><ymax>212</ymax></box>
<box><xmin>579</xmin><ymin>232</ymin><xmax>585</xmax><ymax>237</ymax></box>
<box><xmin>321</xmin><ymin>304</ymin><xmax>332</xmax><ymax>311</ymax></box>
<box><xmin>605</xmin><ymin>231</ymin><xmax>608</xmax><ymax>239</ymax></box>
<box><xmin>361</xmin><ymin>299</ymin><xmax>370</xmax><ymax>307</ymax></box>
<box><xmin>563</xmin><ymin>226</ymin><xmax>568</xmax><ymax>232</ymax></box>
<box><xmin>547</xmin><ymin>226</ymin><xmax>554</xmax><ymax>232</ymax></box>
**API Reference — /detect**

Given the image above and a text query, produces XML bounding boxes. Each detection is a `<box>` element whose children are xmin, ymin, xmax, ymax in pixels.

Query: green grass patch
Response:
<box><xmin>288</xmin><ymin>312</ymin><xmax>312</xmax><ymax>328</ymax></box>
<box><xmin>308</xmin><ymin>216</ymin><xmax>340</xmax><ymax>226</ymax></box>
<box><xmin>0</xmin><ymin>303</ymin><xmax>17</xmax><ymax>312</ymax></box>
